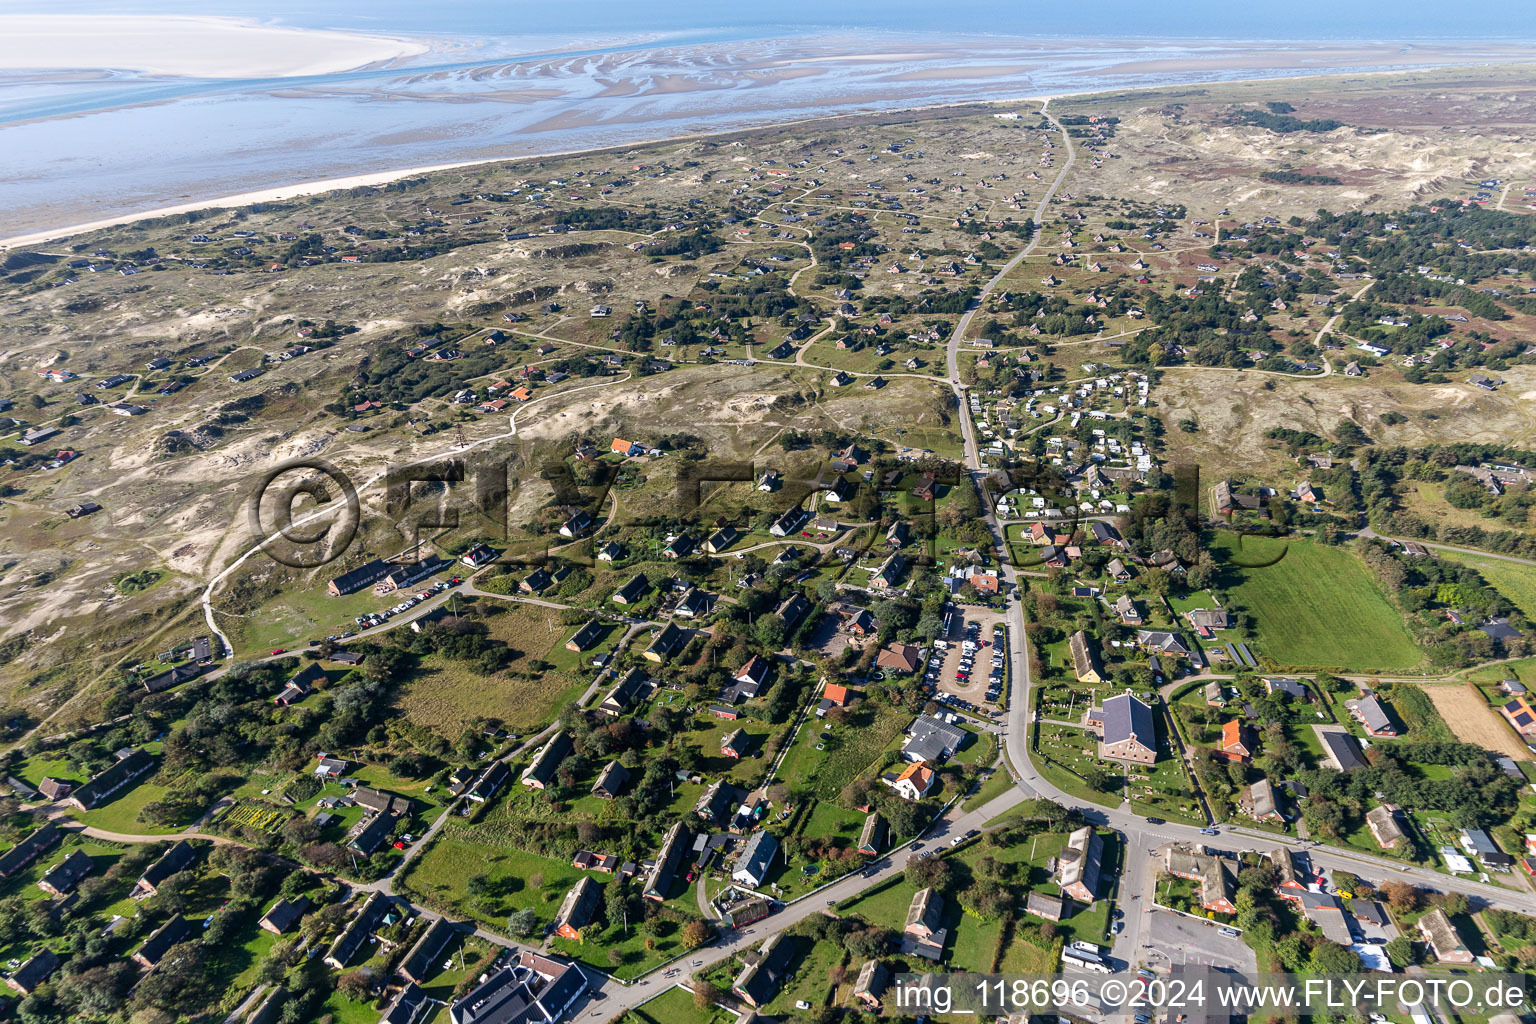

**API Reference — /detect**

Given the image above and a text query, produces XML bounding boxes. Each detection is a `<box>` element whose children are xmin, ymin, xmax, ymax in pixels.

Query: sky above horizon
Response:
<box><xmin>7</xmin><ymin>0</ymin><xmax>1535</xmax><ymax>40</ymax></box>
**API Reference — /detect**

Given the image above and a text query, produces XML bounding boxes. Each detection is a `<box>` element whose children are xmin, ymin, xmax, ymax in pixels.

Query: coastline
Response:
<box><xmin>0</xmin><ymin>14</ymin><xmax>432</xmax><ymax>79</ymax></box>
<box><xmin>1</xmin><ymin>59</ymin><xmax>1529</xmax><ymax>251</ymax></box>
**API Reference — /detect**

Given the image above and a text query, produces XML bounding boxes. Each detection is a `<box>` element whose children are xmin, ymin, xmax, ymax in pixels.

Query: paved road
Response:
<box><xmin>1359</xmin><ymin>526</ymin><xmax>1536</xmax><ymax>568</ymax></box>
<box><xmin>87</xmin><ymin>106</ymin><xmax>1536</xmax><ymax>1021</ymax></box>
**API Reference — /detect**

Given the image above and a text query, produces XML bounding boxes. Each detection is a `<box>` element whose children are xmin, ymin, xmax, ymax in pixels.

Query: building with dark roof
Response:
<box><xmin>467</xmin><ymin>762</ymin><xmax>511</xmax><ymax>804</ymax></box>
<box><xmin>39</xmin><ymin>848</ymin><xmax>94</xmax><ymax>896</ymax></box>
<box><xmin>449</xmin><ymin>951</ymin><xmax>586</xmax><ymax>1024</ymax></box>
<box><xmin>328</xmin><ymin>558</ymin><xmax>393</xmax><ymax>596</ymax></box>
<box><xmin>276</xmin><ymin>661</ymin><xmax>326</xmax><ymax>705</ymax></box>
<box><xmin>776</xmin><ymin>592</ymin><xmax>811</xmax><ymax>631</ymax></box>
<box><xmin>259</xmin><ymin>895</ymin><xmax>310</xmax><ymax>934</ymax></box>
<box><xmin>643</xmin><ymin>821</ymin><xmax>689</xmax><ymax>901</ymax></box>
<box><xmin>0</xmin><ymin>824</ymin><xmax>60</xmax><ymax>878</ymax></box>
<box><xmin>1136</xmin><ymin>630</ymin><xmax>1190</xmax><ymax>657</ymax></box>
<box><xmin>599</xmin><ymin>668</ymin><xmax>649</xmax><ymax>717</ymax></box>
<box><xmin>611</xmin><ymin>574</ymin><xmax>650</xmax><ymax>605</ymax></box>
<box><xmin>732</xmin><ymin>933</ymin><xmax>794</xmax><ymax>1008</ymax></box>
<box><xmin>133</xmin><ymin>914</ymin><xmax>191</xmax><ymax>968</ymax></box>
<box><xmin>901</xmin><ymin>714</ymin><xmax>968</xmax><ymax>763</ymax></box>
<box><xmin>141</xmin><ymin>661</ymin><xmax>205</xmax><ymax>694</ymax></box>
<box><xmin>694</xmin><ymin>779</ymin><xmax>742</xmax><ymax>826</ymax></box>
<box><xmin>1097</xmin><ymin>693</ymin><xmax>1156</xmax><ymax>765</ymax></box>
<box><xmin>1461</xmin><ymin>828</ymin><xmax>1513</xmax><ymax>871</ymax></box>
<box><xmin>400</xmin><ymin>916</ymin><xmax>460</xmax><ymax>984</ymax></box>
<box><xmin>642</xmin><ymin>622</ymin><xmax>687</xmax><ymax>662</ymax></box>
<box><xmin>1319</xmin><ymin>730</ymin><xmax>1366</xmax><ymax>771</ymax></box>
<box><xmin>382</xmin><ymin>983</ymin><xmax>430</xmax><ymax>1024</ymax></box>
<box><xmin>521</xmin><ymin>733</ymin><xmax>573</xmax><ymax>790</ymax></box>
<box><xmin>350</xmin><ymin>812</ymin><xmax>398</xmax><ymax>855</ymax></box>
<box><xmin>1057</xmin><ymin>827</ymin><xmax>1103</xmax><ymax>902</ymax></box>
<box><xmin>1263</xmin><ymin>677</ymin><xmax>1309</xmax><ymax>700</ymax></box>
<box><xmin>353</xmin><ymin>786</ymin><xmax>412</xmax><ymax>817</ymax></box>
<box><xmin>563</xmin><ymin>620</ymin><xmax>604</xmax><ymax>654</ymax></box>
<box><xmin>1502</xmin><ymin>697</ymin><xmax>1536</xmax><ymax>736</ymax></box>
<box><xmin>325</xmin><ymin>893</ymin><xmax>390</xmax><ymax>969</ymax></box>
<box><xmin>6</xmin><ymin>949</ymin><xmax>60</xmax><ymax>995</ymax></box>
<box><xmin>133</xmin><ymin>839</ymin><xmax>197</xmax><ymax>898</ymax></box>
<box><xmin>69</xmin><ymin>749</ymin><xmax>155</xmax><ymax>810</ymax></box>
<box><xmin>553</xmin><ymin>877</ymin><xmax>603</xmax><ymax>941</ymax></box>
<box><xmin>591</xmin><ymin>761</ymin><xmax>629</xmax><ymax>800</ymax></box>
<box><xmin>720</xmin><ymin>728</ymin><xmax>751</xmax><ymax>759</ymax></box>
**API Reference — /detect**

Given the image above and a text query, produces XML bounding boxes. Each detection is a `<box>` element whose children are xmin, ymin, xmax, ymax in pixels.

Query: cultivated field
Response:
<box><xmin>1421</xmin><ymin>683</ymin><xmax>1532</xmax><ymax>761</ymax></box>
<box><xmin>1211</xmin><ymin>536</ymin><xmax>1424</xmax><ymax>672</ymax></box>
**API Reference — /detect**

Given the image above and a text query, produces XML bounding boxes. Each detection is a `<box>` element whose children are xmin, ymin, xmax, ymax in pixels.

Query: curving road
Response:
<box><xmin>107</xmin><ymin>105</ymin><xmax>1536</xmax><ymax>1021</ymax></box>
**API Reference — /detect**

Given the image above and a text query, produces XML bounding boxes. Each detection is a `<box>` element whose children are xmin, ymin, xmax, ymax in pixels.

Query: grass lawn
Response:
<box><xmin>962</xmin><ymin>767</ymin><xmax>1016</xmax><ymax>811</ymax></box>
<box><xmin>401</xmin><ymin>834</ymin><xmax>695</xmax><ymax>979</ymax></box>
<box><xmin>1439</xmin><ymin>551</ymin><xmax>1536</xmax><ymax>621</ymax></box>
<box><xmin>345</xmin><ymin>763</ymin><xmax>444</xmax><ymax>809</ymax></box>
<box><xmin>1400</xmin><ymin>482</ymin><xmax>1531</xmax><ymax>538</ymax></box>
<box><xmin>774</xmin><ymin>700</ymin><xmax>909</xmax><ymax>801</ymax></box>
<box><xmin>1468</xmin><ymin>657</ymin><xmax>1536</xmax><ymax>689</ymax></box>
<box><xmin>549</xmin><ymin>916</ymin><xmax>691</xmax><ymax>981</ymax></box>
<box><xmin>622</xmin><ymin>985</ymin><xmax>736</xmax><ymax>1024</ymax></box>
<box><xmin>951</xmin><ymin>728</ymin><xmax>997</xmax><ymax>767</ymax></box>
<box><xmin>1209</xmin><ymin>535</ymin><xmax>1423</xmax><ymax>672</ymax></box>
<box><xmin>14</xmin><ymin>755</ymin><xmax>88</xmax><ymax>788</ymax></box>
<box><xmin>233</xmin><ymin>585</ymin><xmax>388</xmax><ymax>656</ymax></box>
<box><xmin>1032</xmin><ymin>723</ymin><xmax>1118</xmax><ymax>809</ymax></box>
<box><xmin>761</xmin><ymin>936</ymin><xmax>846</xmax><ymax>1016</ymax></box>
<box><xmin>401</xmin><ymin>836</ymin><xmax>589</xmax><ymax>923</ymax></box>
<box><xmin>411</xmin><ymin>935</ymin><xmax>500</xmax><ymax>1004</ymax></box>
<box><xmin>997</xmin><ymin>927</ymin><xmax>1062</xmax><ymax>972</ymax></box>
<box><xmin>839</xmin><ymin>829</ymin><xmax>1100</xmax><ymax>972</ymax></box>
<box><xmin>544</xmin><ymin>619</ymin><xmax>624</xmax><ymax>674</ymax></box>
<box><xmin>322</xmin><ymin>991</ymin><xmax>386</xmax><ymax>1024</ymax></box>
<box><xmin>72</xmin><ymin>778</ymin><xmax>187</xmax><ymax>835</ymax></box>
<box><xmin>2</xmin><ymin>839</ymin><xmax>126</xmax><ymax>907</ymax></box>
<box><xmin>394</xmin><ymin>644</ymin><xmax>588</xmax><ymax>740</ymax></box>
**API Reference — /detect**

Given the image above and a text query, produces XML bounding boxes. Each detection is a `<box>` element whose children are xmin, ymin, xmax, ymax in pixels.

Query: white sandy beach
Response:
<box><xmin>0</xmin><ymin>14</ymin><xmax>430</xmax><ymax>78</ymax></box>
<box><xmin>4</xmin><ymin>27</ymin><xmax>1535</xmax><ymax>246</ymax></box>
<box><xmin>0</xmin><ymin>161</ymin><xmax>500</xmax><ymax>250</ymax></box>
<box><xmin>0</xmin><ymin>53</ymin><xmax>1523</xmax><ymax>253</ymax></box>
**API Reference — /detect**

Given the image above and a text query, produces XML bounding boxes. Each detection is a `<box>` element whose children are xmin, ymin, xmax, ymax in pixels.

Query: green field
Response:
<box><xmin>1210</xmin><ymin>535</ymin><xmax>1423</xmax><ymax>672</ymax></box>
<box><xmin>1438</xmin><ymin>550</ymin><xmax>1536</xmax><ymax>620</ymax></box>
<box><xmin>622</xmin><ymin>985</ymin><xmax>735</xmax><ymax>1024</ymax></box>
<box><xmin>72</xmin><ymin>778</ymin><xmax>185</xmax><ymax>835</ymax></box>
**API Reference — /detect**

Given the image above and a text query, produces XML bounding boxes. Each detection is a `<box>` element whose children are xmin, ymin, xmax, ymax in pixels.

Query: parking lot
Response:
<box><xmin>1141</xmin><ymin>908</ymin><xmax>1258</xmax><ymax>974</ymax></box>
<box><xmin>930</xmin><ymin>605</ymin><xmax>1008</xmax><ymax>707</ymax></box>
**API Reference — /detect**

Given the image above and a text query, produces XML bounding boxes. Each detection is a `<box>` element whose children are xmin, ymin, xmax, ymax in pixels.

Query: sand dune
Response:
<box><xmin>0</xmin><ymin>14</ymin><xmax>430</xmax><ymax>79</ymax></box>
